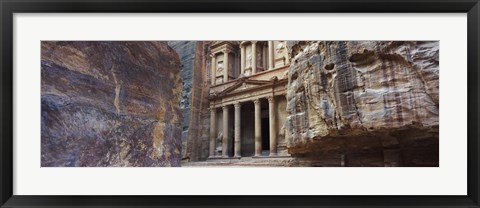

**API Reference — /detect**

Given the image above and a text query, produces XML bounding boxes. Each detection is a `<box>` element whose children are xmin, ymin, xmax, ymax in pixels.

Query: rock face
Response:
<box><xmin>41</xmin><ymin>41</ymin><xmax>183</xmax><ymax>167</ymax></box>
<box><xmin>183</xmin><ymin>41</ymin><xmax>211</xmax><ymax>161</ymax></box>
<box><xmin>167</xmin><ymin>41</ymin><xmax>196</xmax><ymax>158</ymax></box>
<box><xmin>286</xmin><ymin>41</ymin><xmax>439</xmax><ymax>166</ymax></box>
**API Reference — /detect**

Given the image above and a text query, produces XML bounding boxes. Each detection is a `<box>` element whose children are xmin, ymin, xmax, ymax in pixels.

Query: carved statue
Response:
<box><xmin>216</xmin><ymin>132</ymin><xmax>223</xmax><ymax>142</ymax></box>
<box><xmin>275</xmin><ymin>41</ymin><xmax>285</xmax><ymax>53</ymax></box>
<box><xmin>216</xmin><ymin>61</ymin><xmax>224</xmax><ymax>73</ymax></box>
<box><xmin>215</xmin><ymin>132</ymin><xmax>223</xmax><ymax>155</ymax></box>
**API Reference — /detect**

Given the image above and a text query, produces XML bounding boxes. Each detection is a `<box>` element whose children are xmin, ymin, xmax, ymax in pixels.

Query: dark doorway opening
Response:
<box><xmin>261</xmin><ymin>117</ymin><xmax>270</xmax><ymax>151</ymax></box>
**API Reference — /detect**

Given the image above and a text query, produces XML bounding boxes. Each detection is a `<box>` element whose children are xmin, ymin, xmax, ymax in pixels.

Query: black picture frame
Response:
<box><xmin>1</xmin><ymin>0</ymin><xmax>479</xmax><ymax>207</ymax></box>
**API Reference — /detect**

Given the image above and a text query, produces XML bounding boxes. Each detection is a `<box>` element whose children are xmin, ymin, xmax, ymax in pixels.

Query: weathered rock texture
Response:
<box><xmin>183</xmin><ymin>41</ymin><xmax>212</xmax><ymax>161</ymax></box>
<box><xmin>167</xmin><ymin>41</ymin><xmax>196</xmax><ymax>158</ymax></box>
<box><xmin>286</xmin><ymin>41</ymin><xmax>439</xmax><ymax>166</ymax></box>
<box><xmin>41</xmin><ymin>41</ymin><xmax>183</xmax><ymax>167</ymax></box>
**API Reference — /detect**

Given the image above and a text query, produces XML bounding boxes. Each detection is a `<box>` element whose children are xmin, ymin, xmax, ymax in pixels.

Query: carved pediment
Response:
<box><xmin>217</xmin><ymin>78</ymin><xmax>272</xmax><ymax>97</ymax></box>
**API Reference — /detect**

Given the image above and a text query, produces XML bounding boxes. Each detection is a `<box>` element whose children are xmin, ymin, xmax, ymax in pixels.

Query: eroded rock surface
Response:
<box><xmin>41</xmin><ymin>41</ymin><xmax>183</xmax><ymax>167</ymax></box>
<box><xmin>167</xmin><ymin>41</ymin><xmax>196</xmax><ymax>158</ymax></box>
<box><xmin>286</xmin><ymin>41</ymin><xmax>439</xmax><ymax>166</ymax></box>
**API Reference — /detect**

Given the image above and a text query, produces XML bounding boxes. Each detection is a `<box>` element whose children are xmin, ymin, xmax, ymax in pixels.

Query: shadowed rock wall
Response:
<box><xmin>184</xmin><ymin>41</ymin><xmax>211</xmax><ymax>161</ymax></box>
<box><xmin>286</xmin><ymin>41</ymin><xmax>439</xmax><ymax>166</ymax></box>
<box><xmin>41</xmin><ymin>41</ymin><xmax>183</xmax><ymax>167</ymax></box>
<box><xmin>168</xmin><ymin>41</ymin><xmax>196</xmax><ymax>158</ymax></box>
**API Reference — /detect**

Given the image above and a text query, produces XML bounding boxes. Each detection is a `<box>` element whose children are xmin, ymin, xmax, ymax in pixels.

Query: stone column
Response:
<box><xmin>222</xmin><ymin>105</ymin><xmax>229</xmax><ymax>157</ymax></box>
<box><xmin>240</xmin><ymin>45</ymin><xmax>245</xmax><ymax>75</ymax></box>
<box><xmin>254</xmin><ymin>99</ymin><xmax>262</xmax><ymax>156</ymax></box>
<box><xmin>234</xmin><ymin>102</ymin><xmax>241</xmax><ymax>158</ymax></box>
<box><xmin>251</xmin><ymin>41</ymin><xmax>257</xmax><ymax>74</ymax></box>
<box><xmin>268</xmin><ymin>96</ymin><xmax>277</xmax><ymax>156</ymax></box>
<box><xmin>223</xmin><ymin>49</ymin><xmax>230</xmax><ymax>83</ymax></box>
<box><xmin>268</xmin><ymin>41</ymin><xmax>274</xmax><ymax>70</ymax></box>
<box><xmin>210</xmin><ymin>54</ymin><xmax>216</xmax><ymax>85</ymax></box>
<box><xmin>209</xmin><ymin>105</ymin><xmax>217</xmax><ymax>158</ymax></box>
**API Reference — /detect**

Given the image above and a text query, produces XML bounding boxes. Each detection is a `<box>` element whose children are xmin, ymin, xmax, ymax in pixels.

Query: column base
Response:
<box><xmin>222</xmin><ymin>156</ymin><xmax>241</xmax><ymax>159</ymax></box>
<box><xmin>269</xmin><ymin>153</ymin><xmax>278</xmax><ymax>157</ymax></box>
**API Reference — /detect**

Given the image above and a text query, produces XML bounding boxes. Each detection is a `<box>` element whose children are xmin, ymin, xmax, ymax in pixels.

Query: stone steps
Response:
<box><xmin>182</xmin><ymin>156</ymin><xmax>294</xmax><ymax>167</ymax></box>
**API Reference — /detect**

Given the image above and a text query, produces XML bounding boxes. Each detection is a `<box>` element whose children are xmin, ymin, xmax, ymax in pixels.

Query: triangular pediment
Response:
<box><xmin>217</xmin><ymin>78</ymin><xmax>272</xmax><ymax>96</ymax></box>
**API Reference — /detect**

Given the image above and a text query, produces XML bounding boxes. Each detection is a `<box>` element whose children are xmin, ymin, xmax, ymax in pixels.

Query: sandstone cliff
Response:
<box><xmin>41</xmin><ymin>41</ymin><xmax>183</xmax><ymax>167</ymax></box>
<box><xmin>183</xmin><ymin>41</ymin><xmax>211</xmax><ymax>161</ymax></box>
<box><xmin>286</xmin><ymin>41</ymin><xmax>439</xmax><ymax>166</ymax></box>
<box><xmin>167</xmin><ymin>41</ymin><xmax>197</xmax><ymax>159</ymax></box>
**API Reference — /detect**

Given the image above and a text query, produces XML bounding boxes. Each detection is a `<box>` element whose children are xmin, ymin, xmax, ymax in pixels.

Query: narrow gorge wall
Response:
<box><xmin>41</xmin><ymin>41</ymin><xmax>183</xmax><ymax>167</ymax></box>
<box><xmin>286</xmin><ymin>41</ymin><xmax>439</xmax><ymax>166</ymax></box>
<box><xmin>168</xmin><ymin>41</ymin><xmax>196</xmax><ymax>158</ymax></box>
<box><xmin>183</xmin><ymin>41</ymin><xmax>212</xmax><ymax>161</ymax></box>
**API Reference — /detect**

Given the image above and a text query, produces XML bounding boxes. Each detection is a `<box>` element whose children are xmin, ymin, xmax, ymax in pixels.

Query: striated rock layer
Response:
<box><xmin>167</xmin><ymin>41</ymin><xmax>198</xmax><ymax>159</ymax></box>
<box><xmin>41</xmin><ymin>41</ymin><xmax>183</xmax><ymax>167</ymax></box>
<box><xmin>286</xmin><ymin>41</ymin><xmax>439</xmax><ymax>166</ymax></box>
<box><xmin>183</xmin><ymin>41</ymin><xmax>211</xmax><ymax>161</ymax></box>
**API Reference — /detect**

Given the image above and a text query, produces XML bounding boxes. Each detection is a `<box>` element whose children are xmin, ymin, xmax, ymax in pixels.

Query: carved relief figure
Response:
<box><xmin>246</xmin><ymin>52</ymin><xmax>252</xmax><ymax>68</ymax></box>
<box><xmin>274</xmin><ymin>41</ymin><xmax>287</xmax><ymax>67</ymax></box>
<box><xmin>216</xmin><ymin>61</ymin><xmax>224</xmax><ymax>74</ymax></box>
<box><xmin>215</xmin><ymin>132</ymin><xmax>223</xmax><ymax>155</ymax></box>
<box><xmin>275</xmin><ymin>41</ymin><xmax>285</xmax><ymax>54</ymax></box>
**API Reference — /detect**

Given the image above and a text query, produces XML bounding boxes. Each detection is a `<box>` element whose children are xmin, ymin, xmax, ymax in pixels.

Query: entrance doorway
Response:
<box><xmin>261</xmin><ymin>117</ymin><xmax>270</xmax><ymax>153</ymax></box>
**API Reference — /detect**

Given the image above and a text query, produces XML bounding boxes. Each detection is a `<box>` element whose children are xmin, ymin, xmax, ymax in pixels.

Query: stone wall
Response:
<box><xmin>168</xmin><ymin>41</ymin><xmax>196</xmax><ymax>158</ymax></box>
<box><xmin>285</xmin><ymin>41</ymin><xmax>439</xmax><ymax>166</ymax></box>
<box><xmin>41</xmin><ymin>41</ymin><xmax>183</xmax><ymax>167</ymax></box>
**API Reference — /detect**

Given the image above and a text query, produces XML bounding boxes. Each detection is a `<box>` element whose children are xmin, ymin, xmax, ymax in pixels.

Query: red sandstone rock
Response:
<box><xmin>285</xmin><ymin>41</ymin><xmax>439</xmax><ymax>166</ymax></box>
<box><xmin>41</xmin><ymin>41</ymin><xmax>183</xmax><ymax>167</ymax></box>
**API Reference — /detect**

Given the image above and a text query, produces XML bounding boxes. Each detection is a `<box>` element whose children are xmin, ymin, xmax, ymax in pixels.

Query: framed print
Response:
<box><xmin>1</xmin><ymin>0</ymin><xmax>479</xmax><ymax>207</ymax></box>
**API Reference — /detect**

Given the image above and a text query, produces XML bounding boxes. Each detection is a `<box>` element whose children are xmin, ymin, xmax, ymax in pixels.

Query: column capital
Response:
<box><xmin>209</xmin><ymin>104</ymin><xmax>216</xmax><ymax>112</ymax></box>
<box><xmin>251</xmin><ymin>41</ymin><xmax>258</xmax><ymax>45</ymax></box>
<box><xmin>253</xmin><ymin>99</ymin><xmax>261</xmax><ymax>104</ymax></box>
<box><xmin>234</xmin><ymin>102</ymin><xmax>241</xmax><ymax>108</ymax></box>
<box><xmin>210</xmin><ymin>53</ymin><xmax>216</xmax><ymax>58</ymax></box>
<box><xmin>223</xmin><ymin>49</ymin><xmax>231</xmax><ymax>54</ymax></box>
<box><xmin>267</xmin><ymin>96</ymin><xmax>275</xmax><ymax>103</ymax></box>
<box><xmin>222</xmin><ymin>105</ymin><xmax>229</xmax><ymax>110</ymax></box>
